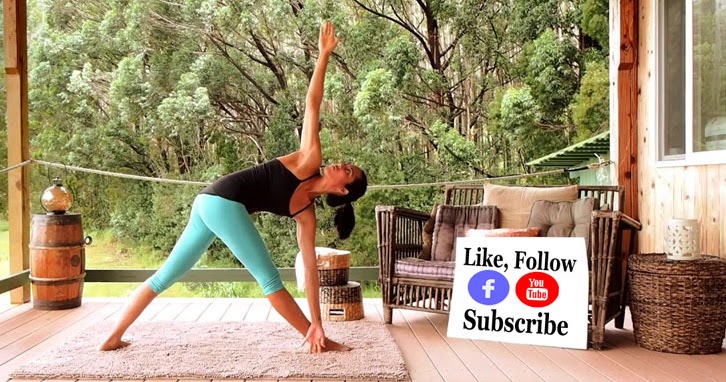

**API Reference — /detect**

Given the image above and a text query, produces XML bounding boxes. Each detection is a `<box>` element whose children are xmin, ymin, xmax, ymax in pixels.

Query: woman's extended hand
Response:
<box><xmin>304</xmin><ymin>322</ymin><xmax>327</xmax><ymax>353</ymax></box>
<box><xmin>318</xmin><ymin>21</ymin><xmax>340</xmax><ymax>56</ymax></box>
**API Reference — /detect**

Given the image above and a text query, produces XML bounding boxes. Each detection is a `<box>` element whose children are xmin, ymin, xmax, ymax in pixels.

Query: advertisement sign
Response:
<box><xmin>446</xmin><ymin>237</ymin><xmax>589</xmax><ymax>349</ymax></box>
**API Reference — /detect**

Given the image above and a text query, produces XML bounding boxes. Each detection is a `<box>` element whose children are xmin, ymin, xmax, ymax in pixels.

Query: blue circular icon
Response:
<box><xmin>468</xmin><ymin>270</ymin><xmax>509</xmax><ymax>305</ymax></box>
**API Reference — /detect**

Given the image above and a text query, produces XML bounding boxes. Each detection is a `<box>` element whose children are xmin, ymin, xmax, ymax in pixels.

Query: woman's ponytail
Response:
<box><xmin>326</xmin><ymin>169</ymin><xmax>367</xmax><ymax>240</ymax></box>
<box><xmin>332</xmin><ymin>202</ymin><xmax>355</xmax><ymax>240</ymax></box>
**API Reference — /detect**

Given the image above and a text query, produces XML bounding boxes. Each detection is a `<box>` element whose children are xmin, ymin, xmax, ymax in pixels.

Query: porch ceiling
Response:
<box><xmin>527</xmin><ymin>131</ymin><xmax>610</xmax><ymax>168</ymax></box>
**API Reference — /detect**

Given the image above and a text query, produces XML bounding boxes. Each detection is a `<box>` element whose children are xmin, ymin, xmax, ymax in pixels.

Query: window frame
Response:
<box><xmin>655</xmin><ymin>0</ymin><xmax>726</xmax><ymax>167</ymax></box>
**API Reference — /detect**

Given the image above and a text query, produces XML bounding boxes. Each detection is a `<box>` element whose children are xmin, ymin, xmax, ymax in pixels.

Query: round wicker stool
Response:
<box><xmin>320</xmin><ymin>281</ymin><xmax>364</xmax><ymax>321</ymax></box>
<box><xmin>628</xmin><ymin>253</ymin><xmax>726</xmax><ymax>354</ymax></box>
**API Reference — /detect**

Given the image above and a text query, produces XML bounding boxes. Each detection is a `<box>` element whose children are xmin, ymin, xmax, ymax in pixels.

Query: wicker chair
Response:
<box><xmin>375</xmin><ymin>184</ymin><xmax>642</xmax><ymax>349</ymax></box>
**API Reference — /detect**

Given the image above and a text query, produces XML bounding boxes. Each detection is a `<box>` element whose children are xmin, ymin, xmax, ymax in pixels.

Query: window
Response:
<box><xmin>658</xmin><ymin>0</ymin><xmax>726</xmax><ymax>163</ymax></box>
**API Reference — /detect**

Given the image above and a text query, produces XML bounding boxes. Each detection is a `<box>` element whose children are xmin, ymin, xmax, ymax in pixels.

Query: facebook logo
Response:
<box><xmin>468</xmin><ymin>270</ymin><xmax>509</xmax><ymax>305</ymax></box>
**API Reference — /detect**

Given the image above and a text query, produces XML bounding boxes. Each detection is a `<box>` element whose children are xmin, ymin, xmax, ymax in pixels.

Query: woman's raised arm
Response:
<box><xmin>298</xmin><ymin>21</ymin><xmax>339</xmax><ymax>164</ymax></box>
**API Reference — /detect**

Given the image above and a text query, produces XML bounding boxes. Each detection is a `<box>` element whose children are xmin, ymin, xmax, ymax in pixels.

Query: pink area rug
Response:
<box><xmin>11</xmin><ymin>320</ymin><xmax>409</xmax><ymax>380</ymax></box>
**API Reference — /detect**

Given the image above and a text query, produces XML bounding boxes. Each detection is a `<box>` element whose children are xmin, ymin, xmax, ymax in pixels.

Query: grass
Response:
<box><xmin>1</xmin><ymin>221</ymin><xmax>381</xmax><ymax>298</ymax></box>
<box><xmin>81</xmin><ymin>229</ymin><xmax>192</xmax><ymax>297</ymax></box>
<box><xmin>0</xmin><ymin>223</ymin><xmax>8</xmax><ymax>278</ymax></box>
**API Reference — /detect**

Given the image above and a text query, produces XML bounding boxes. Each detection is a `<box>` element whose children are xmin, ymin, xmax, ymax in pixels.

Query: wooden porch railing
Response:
<box><xmin>0</xmin><ymin>267</ymin><xmax>380</xmax><ymax>297</ymax></box>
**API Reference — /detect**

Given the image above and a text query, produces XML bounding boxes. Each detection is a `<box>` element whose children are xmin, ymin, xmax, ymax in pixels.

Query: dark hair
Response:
<box><xmin>325</xmin><ymin>169</ymin><xmax>368</xmax><ymax>239</ymax></box>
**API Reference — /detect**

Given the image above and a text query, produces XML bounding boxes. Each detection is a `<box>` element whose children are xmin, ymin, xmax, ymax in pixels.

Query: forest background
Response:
<box><xmin>0</xmin><ymin>0</ymin><xmax>611</xmax><ymax>297</ymax></box>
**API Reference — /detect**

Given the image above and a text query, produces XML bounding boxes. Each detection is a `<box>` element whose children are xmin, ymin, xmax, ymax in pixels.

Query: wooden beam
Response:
<box><xmin>4</xmin><ymin>0</ymin><xmax>30</xmax><ymax>304</ymax></box>
<box><xmin>613</xmin><ymin>0</ymin><xmax>639</xmax><ymax>329</ymax></box>
<box><xmin>617</xmin><ymin>0</ymin><xmax>639</xmax><ymax>223</ymax></box>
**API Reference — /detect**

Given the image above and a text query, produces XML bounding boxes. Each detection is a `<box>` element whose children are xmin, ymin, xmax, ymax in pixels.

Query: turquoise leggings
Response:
<box><xmin>147</xmin><ymin>194</ymin><xmax>283</xmax><ymax>295</ymax></box>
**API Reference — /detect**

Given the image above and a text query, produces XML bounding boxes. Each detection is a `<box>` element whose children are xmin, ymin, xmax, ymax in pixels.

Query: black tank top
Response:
<box><xmin>199</xmin><ymin>159</ymin><xmax>318</xmax><ymax>217</ymax></box>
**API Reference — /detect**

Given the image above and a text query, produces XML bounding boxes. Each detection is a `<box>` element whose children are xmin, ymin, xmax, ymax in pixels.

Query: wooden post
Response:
<box><xmin>5</xmin><ymin>0</ymin><xmax>30</xmax><ymax>304</ymax></box>
<box><xmin>617</xmin><ymin>0</ymin><xmax>639</xmax><ymax>223</ymax></box>
<box><xmin>613</xmin><ymin>0</ymin><xmax>639</xmax><ymax>329</ymax></box>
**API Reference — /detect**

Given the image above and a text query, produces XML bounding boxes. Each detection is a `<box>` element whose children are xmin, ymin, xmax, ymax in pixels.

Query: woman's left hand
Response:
<box><xmin>304</xmin><ymin>322</ymin><xmax>327</xmax><ymax>353</ymax></box>
<box><xmin>318</xmin><ymin>21</ymin><xmax>340</xmax><ymax>56</ymax></box>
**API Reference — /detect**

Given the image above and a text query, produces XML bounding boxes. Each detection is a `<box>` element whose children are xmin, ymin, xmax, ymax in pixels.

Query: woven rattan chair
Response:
<box><xmin>375</xmin><ymin>184</ymin><xmax>642</xmax><ymax>349</ymax></box>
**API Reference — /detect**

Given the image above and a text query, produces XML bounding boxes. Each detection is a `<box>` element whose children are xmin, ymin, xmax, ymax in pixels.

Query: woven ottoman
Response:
<box><xmin>628</xmin><ymin>253</ymin><xmax>726</xmax><ymax>354</ymax></box>
<box><xmin>320</xmin><ymin>281</ymin><xmax>364</xmax><ymax>321</ymax></box>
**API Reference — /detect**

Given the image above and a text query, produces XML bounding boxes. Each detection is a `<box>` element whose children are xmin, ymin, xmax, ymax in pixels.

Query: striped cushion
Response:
<box><xmin>394</xmin><ymin>257</ymin><xmax>455</xmax><ymax>281</ymax></box>
<box><xmin>431</xmin><ymin>205</ymin><xmax>499</xmax><ymax>261</ymax></box>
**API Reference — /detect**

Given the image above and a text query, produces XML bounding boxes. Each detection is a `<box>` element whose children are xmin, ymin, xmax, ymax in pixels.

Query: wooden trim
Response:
<box><xmin>617</xmin><ymin>0</ymin><xmax>639</xmax><ymax>223</ymax></box>
<box><xmin>3</xmin><ymin>1</ymin><xmax>19</xmax><ymax>71</ymax></box>
<box><xmin>83</xmin><ymin>267</ymin><xmax>380</xmax><ymax>283</ymax></box>
<box><xmin>0</xmin><ymin>267</ymin><xmax>380</xmax><ymax>293</ymax></box>
<box><xmin>4</xmin><ymin>0</ymin><xmax>30</xmax><ymax>304</ymax></box>
<box><xmin>0</xmin><ymin>270</ymin><xmax>30</xmax><ymax>294</ymax></box>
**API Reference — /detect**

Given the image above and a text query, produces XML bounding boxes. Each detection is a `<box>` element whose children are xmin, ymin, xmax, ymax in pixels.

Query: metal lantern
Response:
<box><xmin>40</xmin><ymin>177</ymin><xmax>73</xmax><ymax>214</ymax></box>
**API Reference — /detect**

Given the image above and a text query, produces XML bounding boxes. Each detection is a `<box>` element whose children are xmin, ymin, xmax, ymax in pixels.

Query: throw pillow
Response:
<box><xmin>482</xmin><ymin>184</ymin><xmax>579</xmax><ymax>228</ymax></box>
<box><xmin>420</xmin><ymin>203</ymin><xmax>439</xmax><ymax>261</ymax></box>
<box><xmin>430</xmin><ymin>205</ymin><xmax>499</xmax><ymax>262</ymax></box>
<box><xmin>526</xmin><ymin>197</ymin><xmax>598</xmax><ymax>249</ymax></box>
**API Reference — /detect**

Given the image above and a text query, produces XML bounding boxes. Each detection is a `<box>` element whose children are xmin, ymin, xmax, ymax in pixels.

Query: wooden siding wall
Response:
<box><xmin>636</xmin><ymin>0</ymin><xmax>726</xmax><ymax>258</ymax></box>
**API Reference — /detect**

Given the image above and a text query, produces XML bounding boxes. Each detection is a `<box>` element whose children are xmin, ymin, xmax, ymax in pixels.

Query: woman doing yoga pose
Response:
<box><xmin>99</xmin><ymin>21</ymin><xmax>367</xmax><ymax>354</ymax></box>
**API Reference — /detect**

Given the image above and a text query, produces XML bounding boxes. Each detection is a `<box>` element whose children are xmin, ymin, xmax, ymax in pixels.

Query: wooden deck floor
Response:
<box><xmin>1</xmin><ymin>298</ymin><xmax>724</xmax><ymax>382</ymax></box>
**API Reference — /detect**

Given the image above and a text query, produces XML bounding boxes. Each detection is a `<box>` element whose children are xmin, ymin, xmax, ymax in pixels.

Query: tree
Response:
<box><xmin>571</xmin><ymin>59</ymin><xmax>609</xmax><ymax>139</ymax></box>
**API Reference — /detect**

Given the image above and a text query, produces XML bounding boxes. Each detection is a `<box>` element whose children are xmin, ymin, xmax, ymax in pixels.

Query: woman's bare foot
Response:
<box><xmin>325</xmin><ymin>338</ymin><xmax>352</xmax><ymax>352</ymax></box>
<box><xmin>98</xmin><ymin>338</ymin><xmax>131</xmax><ymax>351</ymax></box>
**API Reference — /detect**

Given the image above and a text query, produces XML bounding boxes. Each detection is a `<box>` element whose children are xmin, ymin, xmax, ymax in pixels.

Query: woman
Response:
<box><xmin>99</xmin><ymin>21</ymin><xmax>367</xmax><ymax>354</ymax></box>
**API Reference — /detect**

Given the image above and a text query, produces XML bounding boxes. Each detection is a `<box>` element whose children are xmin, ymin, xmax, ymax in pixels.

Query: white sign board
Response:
<box><xmin>447</xmin><ymin>237</ymin><xmax>589</xmax><ymax>349</ymax></box>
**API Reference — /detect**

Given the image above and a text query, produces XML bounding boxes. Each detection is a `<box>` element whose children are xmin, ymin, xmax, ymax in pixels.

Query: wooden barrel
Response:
<box><xmin>29</xmin><ymin>213</ymin><xmax>85</xmax><ymax>310</ymax></box>
<box><xmin>320</xmin><ymin>281</ymin><xmax>364</xmax><ymax>321</ymax></box>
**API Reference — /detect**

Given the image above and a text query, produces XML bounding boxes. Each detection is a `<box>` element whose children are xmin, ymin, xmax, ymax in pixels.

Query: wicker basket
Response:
<box><xmin>628</xmin><ymin>253</ymin><xmax>726</xmax><ymax>354</ymax></box>
<box><xmin>317</xmin><ymin>268</ymin><xmax>348</xmax><ymax>286</ymax></box>
<box><xmin>317</xmin><ymin>249</ymin><xmax>350</xmax><ymax>286</ymax></box>
<box><xmin>320</xmin><ymin>281</ymin><xmax>364</xmax><ymax>321</ymax></box>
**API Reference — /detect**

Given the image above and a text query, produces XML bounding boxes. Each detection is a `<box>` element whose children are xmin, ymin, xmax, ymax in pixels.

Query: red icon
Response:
<box><xmin>515</xmin><ymin>272</ymin><xmax>559</xmax><ymax>308</ymax></box>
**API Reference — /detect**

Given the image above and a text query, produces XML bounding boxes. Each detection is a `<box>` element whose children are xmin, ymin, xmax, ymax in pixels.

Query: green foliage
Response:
<box><xmin>265</xmin><ymin>99</ymin><xmax>301</xmax><ymax>159</ymax></box>
<box><xmin>571</xmin><ymin>59</ymin><xmax>610</xmax><ymax>139</ymax></box>
<box><xmin>110</xmin><ymin>56</ymin><xmax>151</xmax><ymax>123</ymax></box>
<box><xmin>511</xmin><ymin>0</ymin><xmax>575</xmax><ymax>42</ymax></box>
<box><xmin>692</xmin><ymin>2</ymin><xmax>725</xmax><ymax>123</ymax></box>
<box><xmin>430</xmin><ymin>120</ymin><xmax>482</xmax><ymax>169</ymax></box>
<box><xmin>184</xmin><ymin>280</ymin><xmax>381</xmax><ymax>299</ymax></box>
<box><xmin>489</xmin><ymin>86</ymin><xmax>569</xmax><ymax>170</ymax></box>
<box><xmin>525</xmin><ymin>30</ymin><xmax>580</xmax><ymax>121</ymax></box>
<box><xmin>581</xmin><ymin>0</ymin><xmax>609</xmax><ymax>49</ymax></box>
<box><xmin>0</xmin><ymin>228</ymin><xmax>9</xmax><ymax>277</ymax></box>
<box><xmin>383</xmin><ymin>36</ymin><xmax>419</xmax><ymax>87</ymax></box>
<box><xmin>354</xmin><ymin>68</ymin><xmax>397</xmax><ymax>127</ymax></box>
<box><xmin>255</xmin><ymin>213</ymin><xmax>299</xmax><ymax>267</ymax></box>
<box><xmin>500</xmin><ymin>87</ymin><xmax>541</xmax><ymax>138</ymax></box>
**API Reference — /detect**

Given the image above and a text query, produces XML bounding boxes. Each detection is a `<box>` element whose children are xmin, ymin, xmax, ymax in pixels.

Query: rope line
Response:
<box><xmin>0</xmin><ymin>160</ymin><xmax>32</xmax><ymax>174</ymax></box>
<box><xmin>0</xmin><ymin>159</ymin><xmax>611</xmax><ymax>190</ymax></box>
<box><xmin>368</xmin><ymin>166</ymin><xmax>593</xmax><ymax>189</ymax></box>
<box><xmin>32</xmin><ymin>160</ymin><xmax>211</xmax><ymax>186</ymax></box>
